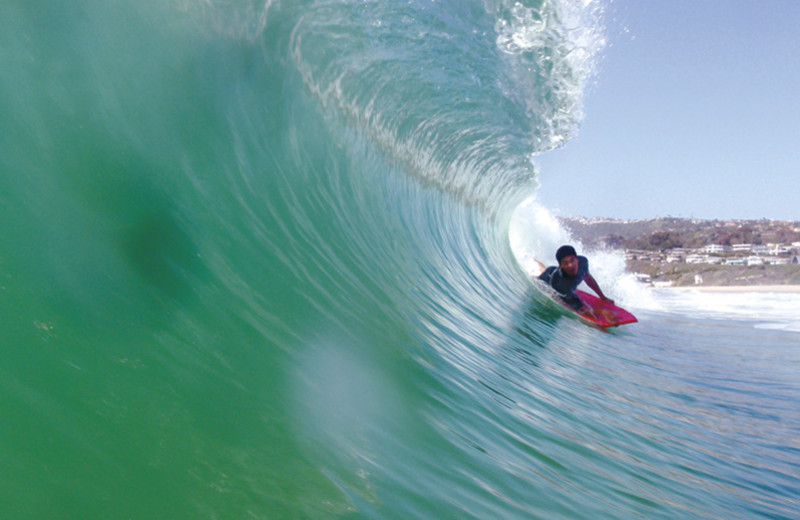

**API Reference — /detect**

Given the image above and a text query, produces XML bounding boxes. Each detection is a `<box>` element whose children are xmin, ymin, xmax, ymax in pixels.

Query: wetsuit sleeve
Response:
<box><xmin>578</xmin><ymin>256</ymin><xmax>589</xmax><ymax>280</ymax></box>
<box><xmin>538</xmin><ymin>266</ymin><xmax>556</xmax><ymax>283</ymax></box>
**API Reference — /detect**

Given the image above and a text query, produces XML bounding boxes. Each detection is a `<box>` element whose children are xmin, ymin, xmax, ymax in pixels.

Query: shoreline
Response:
<box><xmin>654</xmin><ymin>285</ymin><xmax>800</xmax><ymax>293</ymax></box>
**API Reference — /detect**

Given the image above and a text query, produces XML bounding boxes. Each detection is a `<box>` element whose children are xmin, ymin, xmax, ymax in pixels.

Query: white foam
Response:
<box><xmin>509</xmin><ymin>196</ymin><xmax>574</xmax><ymax>278</ymax></box>
<box><xmin>647</xmin><ymin>289</ymin><xmax>800</xmax><ymax>333</ymax></box>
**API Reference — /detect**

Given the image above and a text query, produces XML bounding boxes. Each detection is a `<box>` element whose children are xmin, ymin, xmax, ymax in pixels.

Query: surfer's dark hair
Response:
<box><xmin>556</xmin><ymin>245</ymin><xmax>577</xmax><ymax>263</ymax></box>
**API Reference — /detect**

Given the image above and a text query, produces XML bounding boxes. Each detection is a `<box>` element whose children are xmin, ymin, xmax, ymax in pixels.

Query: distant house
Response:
<box><xmin>752</xmin><ymin>245</ymin><xmax>790</xmax><ymax>256</ymax></box>
<box><xmin>732</xmin><ymin>243</ymin><xmax>752</xmax><ymax>252</ymax></box>
<box><xmin>666</xmin><ymin>253</ymin><xmax>683</xmax><ymax>263</ymax></box>
<box><xmin>746</xmin><ymin>256</ymin><xmax>765</xmax><ymax>266</ymax></box>
<box><xmin>726</xmin><ymin>258</ymin><xmax>746</xmax><ymax>266</ymax></box>
<box><xmin>624</xmin><ymin>249</ymin><xmax>647</xmax><ymax>261</ymax></box>
<box><xmin>626</xmin><ymin>250</ymin><xmax>664</xmax><ymax>262</ymax></box>
<box><xmin>704</xmin><ymin>244</ymin><xmax>732</xmax><ymax>254</ymax></box>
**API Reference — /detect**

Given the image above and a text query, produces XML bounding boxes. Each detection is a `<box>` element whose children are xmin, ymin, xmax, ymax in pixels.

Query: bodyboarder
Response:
<box><xmin>534</xmin><ymin>245</ymin><xmax>618</xmax><ymax>325</ymax></box>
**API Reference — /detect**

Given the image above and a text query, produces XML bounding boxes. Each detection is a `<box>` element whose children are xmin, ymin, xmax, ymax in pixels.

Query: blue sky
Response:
<box><xmin>534</xmin><ymin>0</ymin><xmax>799</xmax><ymax>221</ymax></box>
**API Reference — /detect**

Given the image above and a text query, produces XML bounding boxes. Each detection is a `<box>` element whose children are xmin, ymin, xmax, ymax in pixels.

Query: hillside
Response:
<box><xmin>559</xmin><ymin>217</ymin><xmax>800</xmax><ymax>287</ymax></box>
<box><xmin>559</xmin><ymin>217</ymin><xmax>800</xmax><ymax>251</ymax></box>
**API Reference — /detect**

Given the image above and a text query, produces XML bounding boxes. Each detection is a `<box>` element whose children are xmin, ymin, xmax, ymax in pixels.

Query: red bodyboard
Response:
<box><xmin>561</xmin><ymin>289</ymin><xmax>638</xmax><ymax>328</ymax></box>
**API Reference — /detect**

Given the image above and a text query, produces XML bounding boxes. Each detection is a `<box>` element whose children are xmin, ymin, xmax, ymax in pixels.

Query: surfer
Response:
<box><xmin>534</xmin><ymin>245</ymin><xmax>618</xmax><ymax>324</ymax></box>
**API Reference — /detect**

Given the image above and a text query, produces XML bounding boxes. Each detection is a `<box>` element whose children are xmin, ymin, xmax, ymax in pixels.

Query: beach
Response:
<box><xmin>663</xmin><ymin>285</ymin><xmax>800</xmax><ymax>293</ymax></box>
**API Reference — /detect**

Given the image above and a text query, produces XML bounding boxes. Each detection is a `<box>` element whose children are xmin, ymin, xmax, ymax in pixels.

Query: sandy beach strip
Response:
<box><xmin>659</xmin><ymin>285</ymin><xmax>800</xmax><ymax>293</ymax></box>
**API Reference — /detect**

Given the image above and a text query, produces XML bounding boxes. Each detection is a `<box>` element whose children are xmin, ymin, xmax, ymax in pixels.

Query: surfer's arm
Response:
<box><xmin>532</xmin><ymin>260</ymin><xmax>546</xmax><ymax>277</ymax></box>
<box><xmin>584</xmin><ymin>273</ymin><xmax>614</xmax><ymax>304</ymax></box>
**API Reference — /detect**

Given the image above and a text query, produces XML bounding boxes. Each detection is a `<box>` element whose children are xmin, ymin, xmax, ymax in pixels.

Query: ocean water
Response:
<box><xmin>2</xmin><ymin>1</ymin><xmax>798</xmax><ymax>519</ymax></box>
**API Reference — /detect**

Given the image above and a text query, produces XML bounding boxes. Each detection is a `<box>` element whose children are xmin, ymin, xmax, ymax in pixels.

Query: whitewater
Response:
<box><xmin>1</xmin><ymin>1</ymin><xmax>798</xmax><ymax>518</ymax></box>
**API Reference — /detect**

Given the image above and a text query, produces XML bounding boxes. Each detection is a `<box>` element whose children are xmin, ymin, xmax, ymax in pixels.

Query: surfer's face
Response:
<box><xmin>559</xmin><ymin>255</ymin><xmax>579</xmax><ymax>277</ymax></box>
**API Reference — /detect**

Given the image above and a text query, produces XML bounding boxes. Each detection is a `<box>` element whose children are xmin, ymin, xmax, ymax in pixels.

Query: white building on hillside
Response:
<box><xmin>704</xmin><ymin>244</ymin><xmax>732</xmax><ymax>254</ymax></box>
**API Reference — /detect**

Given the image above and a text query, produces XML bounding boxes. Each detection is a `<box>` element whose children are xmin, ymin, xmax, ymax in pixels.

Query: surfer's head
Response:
<box><xmin>556</xmin><ymin>245</ymin><xmax>579</xmax><ymax>276</ymax></box>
